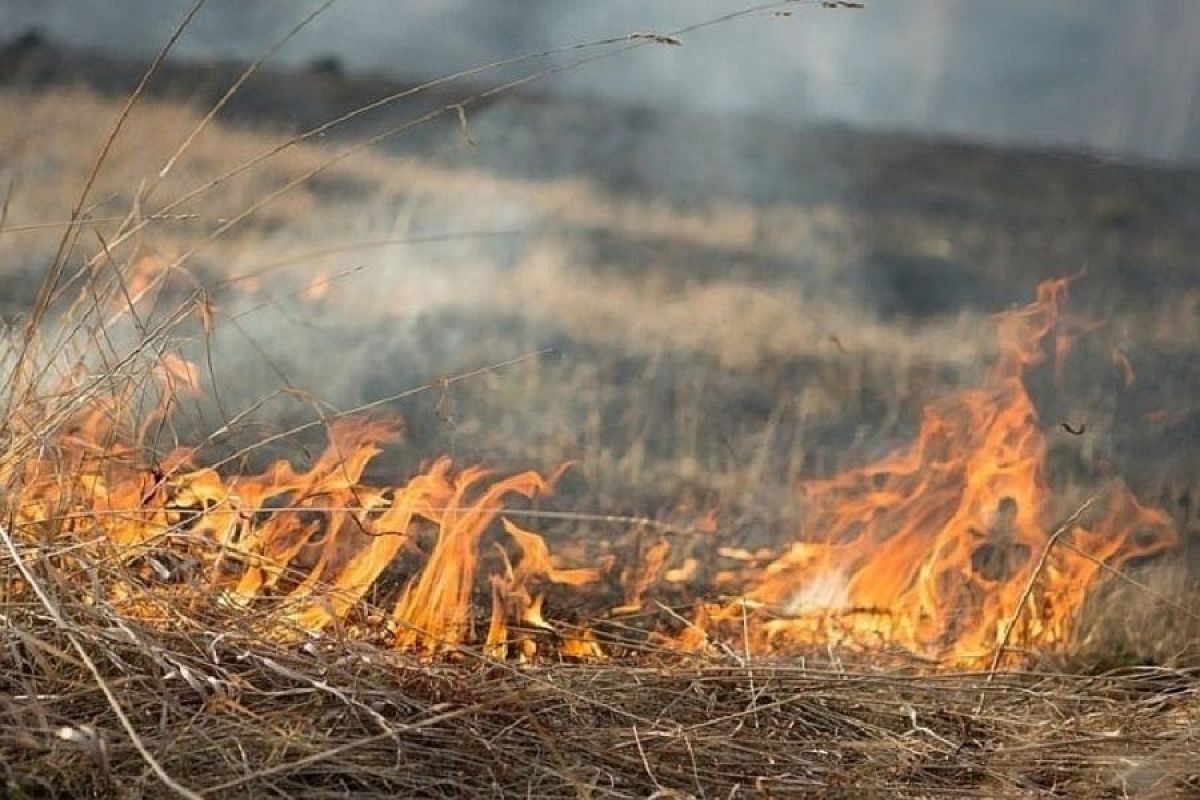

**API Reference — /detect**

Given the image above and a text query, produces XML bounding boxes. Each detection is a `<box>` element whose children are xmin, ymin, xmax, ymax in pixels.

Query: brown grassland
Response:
<box><xmin>0</xmin><ymin>44</ymin><xmax>1198</xmax><ymax>799</ymax></box>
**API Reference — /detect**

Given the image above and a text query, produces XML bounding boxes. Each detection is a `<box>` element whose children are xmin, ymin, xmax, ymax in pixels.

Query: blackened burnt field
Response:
<box><xmin>0</xmin><ymin>38</ymin><xmax>1198</xmax><ymax>798</ymax></box>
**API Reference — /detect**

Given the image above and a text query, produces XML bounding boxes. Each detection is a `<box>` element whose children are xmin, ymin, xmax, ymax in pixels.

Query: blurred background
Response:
<box><xmin>5</xmin><ymin>0</ymin><xmax>1200</xmax><ymax>162</ymax></box>
<box><xmin>0</xmin><ymin>1</ymin><xmax>1197</xmax><ymax>636</ymax></box>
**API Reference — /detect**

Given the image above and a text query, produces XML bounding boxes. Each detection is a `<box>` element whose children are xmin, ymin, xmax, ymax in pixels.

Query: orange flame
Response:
<box><xmin>3</xmin><ymin>278</ymin><xmax>1179</xmax><ymax>668</ymax></box>
<box><xmin>744</xmin><ymin>279</ymin><xmax>1176</xmax><ymax>664</ymax></box>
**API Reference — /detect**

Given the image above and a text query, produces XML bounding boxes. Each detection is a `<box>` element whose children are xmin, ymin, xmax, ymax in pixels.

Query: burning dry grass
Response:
<box><xmin>3</xmin><ymin>556</ymin><xmax>1198</xmax><ymax>798</ymax></box>
<box><xmin>0</xmin><ymin>272</ymin><xmax>1183</xmax><ymax>670</ymax></box>
<box><xmin>1</xmin><ymin>23</ymin><xmax>1199</xmax><ymax>798</ymax></box>
<box><xmin>0</xmin><ymin>254</ymin><xmax>1193</xmax><ymax>796</ymax></box>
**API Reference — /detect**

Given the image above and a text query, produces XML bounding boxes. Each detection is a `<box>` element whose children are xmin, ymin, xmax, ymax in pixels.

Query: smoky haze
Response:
<box><xmin>2</xmin><ymin>0</ymin><xmax>1199</xmax><ymax>164</ymax></box>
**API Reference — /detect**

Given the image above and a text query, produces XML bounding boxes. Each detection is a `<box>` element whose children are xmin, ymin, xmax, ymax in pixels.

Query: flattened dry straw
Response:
<box><xmin>0</xmin><ymin>547</ymin><xmax>1197</xmax><ymax>798</ymax></box>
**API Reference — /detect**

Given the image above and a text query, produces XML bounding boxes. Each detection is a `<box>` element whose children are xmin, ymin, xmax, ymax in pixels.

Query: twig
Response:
<box><xmin>6</xmin><ymin>0</ymin><xmax>208</xmax><ymax>409</ymax></box>
<box><xmin>155</xmin><ymin>0</ymin><xmax>339</xmax><ymax>181</ymax></box>
<box><xmin>977</xmin><ymin>497</ymin><xmax>1097</xmax><ymax>713</ymax></box>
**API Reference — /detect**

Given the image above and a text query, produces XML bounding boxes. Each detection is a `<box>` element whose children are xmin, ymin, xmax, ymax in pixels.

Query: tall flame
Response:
<box><xmin>745</xmin><ymin>279</ymin><xmax>1177</xmax><ymax>664</ymax></box>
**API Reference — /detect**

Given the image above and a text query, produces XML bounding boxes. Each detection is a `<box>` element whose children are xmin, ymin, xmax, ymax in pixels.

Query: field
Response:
<box><xmin>0</xmin><ymin>35</ymin><xmax>1199</xmax><ymax>798</ymax></box>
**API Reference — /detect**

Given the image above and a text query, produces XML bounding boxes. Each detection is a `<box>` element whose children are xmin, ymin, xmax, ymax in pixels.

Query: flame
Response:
<box><xmin>2</xmin><ymin>278</ymin><xmax>1179</xmax><ymax>667</ymax></box>
<box><xmin>127</xmin><ymin>253</ymin><xmax>168</xmax><ymax>298</ymax></box>
<box><xmin>743</xmin><ymin>279</ymin><xmax>1177</xmax><ymax>664</ymax></box>
<box><xmin>485</xmin><ymin>519</ymin><xmax>607</xmax><ymax>661</ymax></box>
<box><xmin>152</xmin><ymin>353</ymin><xmax>201</xmax><ymax>395</ymax></box>
<box><xmin>6</xmin><ymin>377</ymin><xmax>614</xmax><ymax>660</ymax></box>
<box><xmin>303</xmin><ymin>269</ymin><xmax>331</xmax><ymax>302</ymax></box>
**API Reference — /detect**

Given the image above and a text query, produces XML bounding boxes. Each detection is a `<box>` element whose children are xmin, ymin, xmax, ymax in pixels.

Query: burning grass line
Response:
<box><xmin>41</xmin><ymin>347</ymin><xmax>550</xmax><ymax>520</ymax></box>
<box><xmin>4</xmin><ymin>36</ymin><xmax>1196</xmax><ymax>799</ymax></box>
<box><xmin>11</xmin><ymin>506</ymin><xmax>713</xmax><ymax>541</ymax></box>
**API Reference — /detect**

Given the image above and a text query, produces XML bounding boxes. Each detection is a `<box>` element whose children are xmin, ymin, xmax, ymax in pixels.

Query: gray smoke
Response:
<box><xmin>1</xmin><ymin>0</ymin><xmax>1199</xmax><ymax>163</ymax></box>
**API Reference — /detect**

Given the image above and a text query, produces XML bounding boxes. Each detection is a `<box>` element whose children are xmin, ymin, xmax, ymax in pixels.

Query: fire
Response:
<box><xmin>7</xmin><ymin>401</ymin><xmax>591</xmax><ymax>658</ymax></box>
<box><xmin>1</xmin><ymin>278</ymin><xmax>1179</xmax><ymax>667</ymax></box>
<box><xmin>303</xmin><ymin>268</ymin><xmax>331</xmax><ymax>302</ymax></box>
<box><xmin>742</xmin><ymin>279</ymin><xmax>1177</xmax><ymax>664</ymax></box>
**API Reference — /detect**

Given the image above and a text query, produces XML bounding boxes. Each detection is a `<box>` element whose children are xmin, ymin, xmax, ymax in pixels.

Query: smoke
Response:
<box><xmin>2</xmin><ymin>0</ymin><xmax>1199</xmax><ymax>162</ymax></box>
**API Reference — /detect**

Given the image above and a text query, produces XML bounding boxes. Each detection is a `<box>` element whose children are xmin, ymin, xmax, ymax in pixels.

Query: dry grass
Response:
<box><xmin>0</xmin><ymin>41</ymin><xmax>1199</xmax><ymax>799</ymax></box>
<box><xmin>0</xmin><ymin>87</ymin><xmax>1001</xmax><ymax>370</ymax></box>
<box><xmin>2</xmin><ymin>548</ymin><xmax>1198</xmax><ymax>799</ymax></box>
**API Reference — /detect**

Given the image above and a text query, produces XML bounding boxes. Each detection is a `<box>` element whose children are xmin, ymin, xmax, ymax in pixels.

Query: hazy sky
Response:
<box><xmin>4</xmin><ymin>0</ymin><xmax>1199</xmax><ymax>163</ymax></box>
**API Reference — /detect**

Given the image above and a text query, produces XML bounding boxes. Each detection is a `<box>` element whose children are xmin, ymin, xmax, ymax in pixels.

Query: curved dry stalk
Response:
<box><xmin>0</xmin><ymin>524</ymin><xmax>204</xmax><ymax>800</ymax></box>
